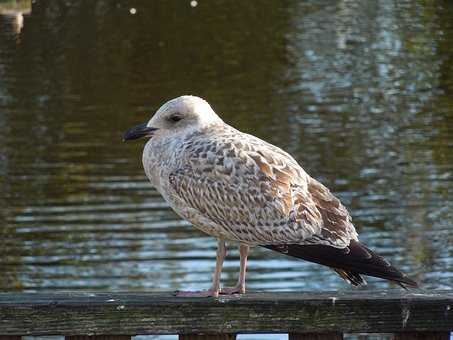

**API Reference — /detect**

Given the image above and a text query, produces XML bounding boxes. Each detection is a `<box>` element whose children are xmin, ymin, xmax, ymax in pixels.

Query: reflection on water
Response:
<box><xmin>0</xmin><ymin>0</ymin><xmax>453</xmax><ymax>338</ymax></box>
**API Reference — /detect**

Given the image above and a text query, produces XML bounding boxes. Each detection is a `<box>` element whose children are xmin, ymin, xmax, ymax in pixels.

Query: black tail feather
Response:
<box><xmin>262</xmin><ymin>240</ymin><xmax>418</xmax><ymax>288</ymax></box>
<box><xmin>333</xmin><ymin>268</ymin><xmax>367</xmax><ymax>286</ymax></box>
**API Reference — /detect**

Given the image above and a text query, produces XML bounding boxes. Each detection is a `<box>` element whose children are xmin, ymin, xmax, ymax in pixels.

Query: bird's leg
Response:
<box><xmin>220</xmin><ymin>243</ymin><xmax>249</xmax><ymax>295</ymax></box>
<box><xmin>175</xmin><ymin>239</ymin><xmax>226</xmax><ymax>297</ymax></box>
<box><xmin>209</xmin><ymin>239</ymin><xmax>227</xmax><ymax>295</ymax></box>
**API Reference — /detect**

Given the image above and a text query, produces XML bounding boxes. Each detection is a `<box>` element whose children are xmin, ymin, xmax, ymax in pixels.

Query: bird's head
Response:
<box><xmin>123</xmin><ymin>95</ymin><xmax>222</xmax><ymax>142</ymax></box>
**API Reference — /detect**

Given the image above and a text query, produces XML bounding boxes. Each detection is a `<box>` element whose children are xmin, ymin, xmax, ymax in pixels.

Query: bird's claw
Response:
<box><xmin>220</xmin><ymin>285</ymin><xmax>245</xmax><ymax>295</ymax></box>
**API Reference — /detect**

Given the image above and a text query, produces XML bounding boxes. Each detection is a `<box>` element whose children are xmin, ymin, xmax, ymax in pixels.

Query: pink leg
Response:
<box><xmin>176</xmin><ymin>240</ymin><xmax>226</xmax><ymax>297</ymax></box>
<box><xmin>220</xmin><ymin>244</ymin><xmax>249</xmax><ymax>295</ymax></box>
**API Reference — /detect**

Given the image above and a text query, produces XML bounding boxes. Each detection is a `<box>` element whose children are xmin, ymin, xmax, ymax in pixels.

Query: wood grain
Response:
<box><xmin>289</xmin><ymin>333</ymin><xmax>343</xmax><ymax>340</ymax></box>
<box><xmin>179</xmin><ymin>334</ymin><xmax>236</xmax><ymax>340</ymax></box>
<box><xmin>393</xmin><ymin>332</ymin><xmax>450</xmax><ymax>340</ymax></box>
<box><xmin>66</xmin><ymin>336</ymin><xmax>131</xmax><ymax>340</ymax></box>
<box><xmin>0</xmin><ymin>291</ymin><xmax>451</xmax><ymax>336</ymax></box>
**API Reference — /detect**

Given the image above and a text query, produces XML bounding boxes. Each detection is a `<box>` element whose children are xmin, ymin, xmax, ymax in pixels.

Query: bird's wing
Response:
<box><xmin>302</xmin><ymin>177</ymin><xmax>358</xmax><ymax>246</ymax></box>
<box><xmin>167</xmin><ymin>129</ymin><xmax>356</xmax><ymax>246</ymax></box>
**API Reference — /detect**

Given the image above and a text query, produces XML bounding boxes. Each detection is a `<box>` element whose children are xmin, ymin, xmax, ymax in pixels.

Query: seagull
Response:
<box><xmin>123</xmin><ymin>95</ymin><xmax>418</xmax><ymax>297</ymax></box>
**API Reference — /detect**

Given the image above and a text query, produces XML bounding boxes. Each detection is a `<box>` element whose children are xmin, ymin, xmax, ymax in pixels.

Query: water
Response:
<box><xmin>1</xmin><ymin>0</ymin><xmax>452</xmax><ymax>339</ymax></box>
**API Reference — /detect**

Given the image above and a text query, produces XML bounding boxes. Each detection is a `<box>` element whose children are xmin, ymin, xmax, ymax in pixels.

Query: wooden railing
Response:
<box><xmin>0</xmin><ymin>291</ymin><xmax>451</xmax><ymax>339</ymax></box>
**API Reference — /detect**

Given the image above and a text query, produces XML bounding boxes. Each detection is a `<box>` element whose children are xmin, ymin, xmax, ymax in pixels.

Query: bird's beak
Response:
<box><xmin>122</xmin><ymin>123</ymin><xmax>158</xmax><ymax>142</ymax></box>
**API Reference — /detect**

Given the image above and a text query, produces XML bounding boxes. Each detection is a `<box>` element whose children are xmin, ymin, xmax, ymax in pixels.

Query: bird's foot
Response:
<box><xmin>174</xmin><ymin>288</ymin><xmax>219</xmax><ymax>297</ymax></box>
<box><xmin>220</xmin><ymin>284</ymin><xmax>245</xmax><ymax>295</ymax></box>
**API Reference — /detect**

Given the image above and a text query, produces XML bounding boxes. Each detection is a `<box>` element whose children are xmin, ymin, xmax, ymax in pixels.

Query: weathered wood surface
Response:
<box><xmin>0</xmin><ymin>291</ymin><xmax>451</xmax><ymax>336</ymax></box>
<box><xmin>66</xmin><ymin>336</ymin><xmax>132</xmax><ymax>340</ymax></box>
<box><xmin>289</xmin><ymin>332</ymin><xmax>343</xmax><ymax>339</ymax></box>
<box><xmin>179</xmin><ymin>335</ymin><xmax>236</xmax><ymax>340</ymax></box>
<box><xmin>393</xmin><ymin>332</ymin><xmax>450</xmax><ymax>340</ymax></box>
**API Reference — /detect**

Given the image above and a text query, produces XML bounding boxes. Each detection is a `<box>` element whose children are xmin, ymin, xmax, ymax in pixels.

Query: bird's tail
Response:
<box><xmin>262</xmin><ymin>240</ymin><xmax>418</xmax><ymax>289</ymax></box>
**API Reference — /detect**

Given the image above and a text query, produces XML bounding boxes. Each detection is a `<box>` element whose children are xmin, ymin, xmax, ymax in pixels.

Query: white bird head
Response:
<box><xmin>123</xmin><ymin>96</ymin><xmax>222</xmax><ymax>141</ymax></box>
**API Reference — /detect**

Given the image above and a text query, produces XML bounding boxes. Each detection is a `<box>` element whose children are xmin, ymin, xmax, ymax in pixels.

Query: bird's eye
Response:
<box><xmin>169</xmin><ymin>114</ymin><xmax>183</xmax><ymax>123</ymax></box>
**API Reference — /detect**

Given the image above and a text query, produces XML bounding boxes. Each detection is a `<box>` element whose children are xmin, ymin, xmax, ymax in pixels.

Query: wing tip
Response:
<box><xmin>263</xmin><ymin>243</ymin><xmax>420</xmax><ymax>289</ymax></box>
<box><xmin>395</xmin><ymin>276</ymin><xmax>419</xmax><ymax>290</ymax></box>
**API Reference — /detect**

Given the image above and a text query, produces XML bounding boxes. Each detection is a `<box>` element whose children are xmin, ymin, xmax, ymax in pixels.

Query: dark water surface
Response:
<box><xmin>1</xmin><ymin>0</ymin><xmax>453</xmax><ymax>338</ymax></box>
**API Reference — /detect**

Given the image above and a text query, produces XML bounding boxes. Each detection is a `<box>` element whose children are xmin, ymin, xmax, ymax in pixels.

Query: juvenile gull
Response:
<box><xmin>123</xmin><ymin>95</ymin><xmax>418</xmax><ymax>296</ymax></box>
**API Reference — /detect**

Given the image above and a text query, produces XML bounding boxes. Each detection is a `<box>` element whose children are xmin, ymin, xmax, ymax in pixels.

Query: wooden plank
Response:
<box><xmin>0</xmin><ymin>337</ymin><xmax>21</xmax><ymax>340</ymax></box>
<box><xmin>67</xmin><ymin>336</ymin><xmax>131</xmax><ymax>340</ymax></box>
<box><xmin>289</xmin><ymin>333</ymin><xmax>343</xmax><ymax>339</ymax></box>
<box><xmin>393</xmin><ymin>332</ymin><xmax>450</xmax><ymax>340</ymax></box>
<box><xmin>0</xmin><ymin>291</ymin><xmax>451</xmax><ymax>335</ymax></box>
<box><xmin>179</xmin><ymin>334</ymin><xmax>236</xmax><ymax>340</ymax></box>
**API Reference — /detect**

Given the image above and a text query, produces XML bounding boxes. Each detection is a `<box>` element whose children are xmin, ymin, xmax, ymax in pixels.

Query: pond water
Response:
<box><xmin>0</xmin><ymin>0</ymin><xmax>452</xmax><ymax>339</ymax></box>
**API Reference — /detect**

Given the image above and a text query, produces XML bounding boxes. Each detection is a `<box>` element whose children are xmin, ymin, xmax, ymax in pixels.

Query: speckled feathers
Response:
<box><xmin>146</xmin><ymin>121</ymin><xmax>357</xmax><ymax>247</ymax></box>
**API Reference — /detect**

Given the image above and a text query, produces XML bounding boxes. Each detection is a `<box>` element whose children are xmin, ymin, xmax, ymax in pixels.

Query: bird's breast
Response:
<box><xmin>142</xmin><ymin>137</ymin><xmax>186</xmax><ymax>192</ymax></box>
